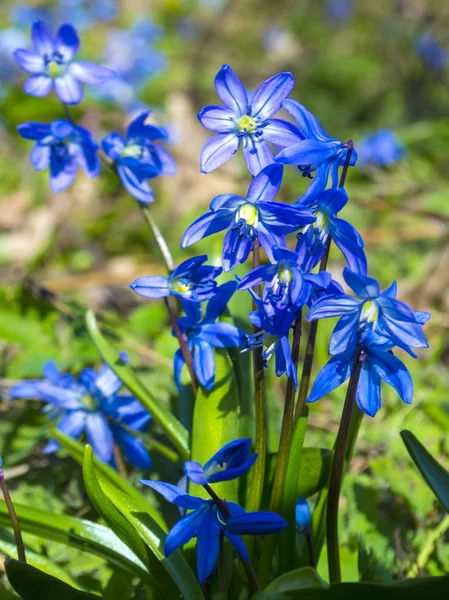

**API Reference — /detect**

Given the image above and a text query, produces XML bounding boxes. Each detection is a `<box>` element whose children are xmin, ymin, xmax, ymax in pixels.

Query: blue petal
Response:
<box><xmin>181</xmin><ymin>209</ymin><xmax>234</xmax><ymax>248</ymax></box>
<box><xmin>238</xmin><ymin>264</ymin><xmax>278</xmax><ymax>290</ymax></box>
<box><xmin>172</xmin><ymin>255</ymin><xmax>207</xmax><ymax>279</ymax></box>
<box><xmin>356</xmin><ymin>358</ymin><xmax>382</xmax><ymax>418</ymax></box>
<box><xmin>174</xmin><ymin>349</ymin><xmax>185</xmax><ymax>392</ymax></box>
<box><xmin>102</xmin><ymin>132</ymin><xmax>125</xmax><ymax>160</ymax></box>
<box><xmin>31</xmin><ymin>20</ymin><xmax>54</xmax><ymax>56</ymax></box>
<box><xmin>114</xmin><ymin>428</ymin><xmax>152</xmax><ymax>469</ymax></box>
<box><xmin>369</xmin><ymin>348</ymin><xmax>413</xmax><ymax>404</ymax></box>
<box><xmin>296</xmin><ymin>498</ymin><xmax>311</xmax><ymax>532</ymax></box>
<box><xmin>69</xmin><ymin>61</ymin><xmax>115</xmax><ymax>85</ymax></box>
<box><xmin>224</xmin><ymin>532</ymin><xmax>248</xmax><ymax>561</ymax></box>
<box><xmin>30</xmin><ymin>144</ymin><xmax>50</xmax><ymax>171</ymax></box>
<box><xmin>85</xmin><ymin>413</ymin><xmax>113</xmax><ymax>463</ymax></box>
<box><xmin>126</xmin><ymin>111</ymin><xmax>151</xmax><ymax>138</ymax></box>
<box><xmin>263</xmin><ymin>118</ymin><xmax>303</xmax><ymax>147</ymax></box>
<box><xmin>43</xmin><ymin>411</ymin><xmax>87</xmax><ymax>454</ymax></box>
<box><xmin>182</xmin><ymin>300</ymin><xmax>202</xmax><ymax>325</ymax></box>
<box><xmin>258</xmin><ymin>201</ymin><xmax>314</xmax><ymax>231</ymax></box>
<box><xmin>55</xmin><ymin>23</ymin><xmax>79</xmax><ymax>60</ymax></box>
<box><xmin>376</xmin><ymin>313</ymin><xmax>428</xmax><ymax>356</ymax></box>
<box><xmin>204</xmin><ymin>440</ymin><xmax>257</xmax><ymax>483</ymax></box>
<box><xmin>193</xmin><ymin>339</ymin><xmax>216</xmax><ymax>390</ymax></box>
<box><xmin>331</xmin><ymin>218</ymin><xmax>368</xmax><ymax>275</ymax></box>
<box><xmin>343</xmin><ymin>267</ymin><xmax>380</xmax><ymax>298</ymax></box>
<box><xmin>300</xmin><ymin>161</ymin><xmax>332</xmax><ymax>204</ymax></box>
<box><xmin>50</xmin><ymin>168</ymin><xmax>77</xmax><ymax>193</ymax></box>
<box><xmin>247</xmin><ymin>163</ymin><xmax>283</xmax><ymax>203</ymax></box>
<box><xmin>199</xmin><ymin>323</ymin><xmax>246</xmax><ymax>348</ymax></box>
<box><xmin>203</xmin><ymin>281</ymin><xmax>237</xmax><ymax>323</ymax></box>
<box><xmin>140</xmin><ymin>480</ymin><xmax>204</xmax><ymax>509</ymax></box>
<box><xmin>165</xmin><ymin>504</ymin><xmax>208</xmax><ymax>556</ymax></box>
<box><xmin>251</xmin><ymin>72</ymin><xmax>294</xmax><ymax>120</ymax></box>
<box><xmin>282</xmin><ymin>99</ymin><xmax>330</xmax><ymax>141</ymax></box>
<box><xmin>307</xmin><ymin>294</ymin><xmax>361</xmax><ymax>321</ymax></box>
<box><xmin>33</xmin><ymin>382</ymin><xmax>82</xmax><ymax>409</ymax></box>
<box><xmin>314</xmin><ymin>187</ymin><xmax>349</xmax><ymax>213</ymax></box>
<box><xmin>130</xmin><ymin>275</ymin><xmax>169</xmax><ymax>298</ymax></box>
<box><xmin>243</xmin><ymin>138</ymin><xmax>273</xmax><ymax>177</ymax></box>
<box><xmin>210</xmin><ymin>194</ymin><xmax>244</xmax><ymax>212</ymax></box>
<box><xmin>196</xmin><ymin>506</ymin><xmax>221</xmax><ymax>583</ymax></box>
<box><xmin>275</xmin><ymin>138</ymin><xmax>341</xmax><ymax>166</ymax></box>
<box><xmin>152</xmin><ymin>146</ymin><xmax>176</xmax><ymax>176</ymax></box>
<box><xmin>54</xmin><ymin>74</ymin><xmax>83</xmax><ymax>104</ymax></box>
<box><xmin>214</xmin><ymin>64</ymin><xmax>248</xmax><ymax>113</ymax></box>
<box><xmin>117</xmin><ymin>166</ymin><xmax>155</xmax><ymax>203</ymax></box>
<box><xmin>222</xmin><ymin>228</ymin><xmax>253</xmax><ymax>272</ymax></box>
<box><xmin>9</xmin><ymin>381</ymin><xmax>42</xmax><ymax>399</ymax></box>
<box><xmin>24</xmin><ymin>75</ymin><xmax>53</xmax><ymax>97</ymax></box>
<box><xmin>95</xmin><ymin>362</ymin><xmax>124</xmax><ymax>398</ymax></box>
<box><xmin>184</xmin><ymin>461</ymin><xmax>207</xmax><ymax>485</ymax></box>
<box><xmin>200</xmin><ymin>133</ymin><xmax>240</xmax><ymax>173</ymax></box>
<box><xmin>307</xmin><ymin>351</ymin><xmax>353</xmax><ymax>403</ymax></box>
<box><xmin>329</xmin><ymin>313</ymin><xmax>359</xmax><ymax>355</ymax></box>
<box><xmin>14</xmin><ymin>49</ymin><xmax>44</xmax><ymax>74</ymax></box>
<box><xmin>226</xmin><ymin>511</ymin><xmax>287</xmax><ymax>535</ymax></box>
<box><xmin>17</xmin><ymin>122</ymin><xmax>51</xmax><ymax>141</ymax></box>
<box><xmin>198</xmin><ymin>105</ymin><xmax>236</xmax><ymax>133</ymax></box>
<box><xmin>50</xmin><ymin>119</ymin><xmax>74</xmax><ymax>138</ymax></box>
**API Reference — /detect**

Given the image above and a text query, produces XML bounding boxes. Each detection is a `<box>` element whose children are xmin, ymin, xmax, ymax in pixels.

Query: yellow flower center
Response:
<box><xmin>120</xmin><ymin>144</ymin><xmax>142</xmax><ymax>158</ymax></box>
<box><xmin>171</xmin><ymin>280</ymin><xmax>191</xmax><ymax>294</ymax></box>
<box><xmin>315</xmin><ymin>210</ymin><xmax>328</xmax><ymax>230</ymax></box>
<box><xmin>361</xmin><ymin>300</ymin><xmax>379</xmax><ymax>323</ymax></box>
<box><xmin>237</xmin><ymin>115</ymin><xmax>257</xmax><ymax>133</ymax></box>
<box><xmin>278</xmin><ymin>263</ymin><xmax>292</xmax><ymax>283</ymax></box>
<box><xmin>48</xmin><ymin>61</ymin><xmax>60</xmax><ymax>77</ymax></box>
<box><xmin>237</xmin><ymin>202</ymin><xmax>258</xmax><ymax>226</ymax></box>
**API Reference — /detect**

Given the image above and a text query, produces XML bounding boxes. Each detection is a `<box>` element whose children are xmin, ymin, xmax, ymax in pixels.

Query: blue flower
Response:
<box><xmin>182</xmin><ymin>164</ymin><xmax>314</xmax><ymax>271</ymax></box>
<box><xmin>130</xmin><ymin>255</ymin><xmax>222</xmax><ymax>303</ymax></box>
<box><xmin>245</xmin><ymin>289</ymin><xmax>299</xmax><ymax>388</ymax></box>
<box><xmin>174</xmin><ymin>282</ymin><xmax>247</xmax><ymax>390</ymax></box>
<box><xmin>184</xmin><ymin>438</ymin><xmax>257</xmax><ymax>485</ymax></box>
<box><xmin>9</xmin><ymin>356</ymin><xmax>152</xmax><ymax>468</ymax></box>
<box><xmin>198</xmin><ymin>64</ymin><xmax>299</xmax><ymax>175</ymax></box>
<box><xmin>296</xmin><ymin>187</ymin><xmax>367</xmax><ymax>274</ymax></box>
<box><xmin>238</xmin><ymin>246</ymin><xmax>332</xmax><ymax>315</ymax></box>
<box><xmin>307</xmin><ymin>267</ymin><xmax>430</xmax><ymax>358</ymax></box>
<box><xmin>415</xmin><ymin>33</ymin><xmax>448</xmax><ymax>71</ymax></box>
<box><xmin>357</xmin><ymin>129</ymin><xmax>406</xmax><ymax>168</ymax></box>
<box><xmin>102</xmin><ymin>111</ymin><xmax>176</xmax><ymax>204</ymax></box>
<box><xmin>275</xmin><ymin>100</ymin><xmax>357</xmax><ymax>203</ymax></box>
<box><xmin>296</xmin><ymin>497</ymin><xmax>311</xmax><ymax>533</ymax></box>
<box><xmin>17</xmin><ymin>119</ymin><xmax>100</xmax><ymax>192</ymax></box>
<box><xmin>14</xmin><ymin>19</ymin><xmax>115</xmax><ymax>104</ymax></box>
<box><xmin>140</xmin><ymin>480</ymin><xmax>286</xmax><ymax>583</ymax></box>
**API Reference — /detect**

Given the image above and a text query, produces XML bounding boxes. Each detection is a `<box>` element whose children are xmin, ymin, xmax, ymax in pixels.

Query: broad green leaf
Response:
<box><xmin>0</xmin><ymin>529</ymin><xmax>81</xmax><ymax>590</ymax></box>
<box><xmin>0</xmin><ymin>500</ymin><xmax>149</xmax><ymax>582</ymax></box>
<box><xmin>5</xmin><ymin>558</ymin><xmax>99</xmax><ymax>599</ymax></box>
<box><xmin>85</xmin><ymin>446</ymin><xmax>205</xmax><ymax>600</ymax></box>
<box><xmin>256</xmin><ymin>568</ymin><xmax>449</xmax><ymax>599</ymax></box>
<box><xmin>401</xmin><ymin>429</ymin><xmax>449</xmax><ymax>512</ymax></box>
<box><xmin>190</xmin><ymin>349</ymin><xmax>240</xmax><ymax>501</ymax></box>
<box><xmin>85</xmin><ymin>310</ymin><xmax>190</xmax><ymax>459</ymax></box>
<box><xmin>52</xmin><ymin>431</ymin><xmax>167</xmax><ymax>530</ymax></box>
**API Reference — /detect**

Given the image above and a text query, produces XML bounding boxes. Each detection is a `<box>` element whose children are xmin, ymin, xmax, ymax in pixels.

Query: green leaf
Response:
<box><xmin>52</xmin><ymin>430</ymin><xmax>167</xmax><ymax>530</ymax></box>
<box><xmin>190</xmin><ymin>349</ymin><xmax>240</xmax><ymax>501</ymax></box>
<box><xmin>401</xmin><ymin>429</ymin><xmax>449</xmax><ymax>512</ymax></box>
<box><xmin>256</xmin><ymin>568</ymin><xmax>449</xmax><ymax>599</ymax></box>
<box><xmin>85</xmin><ymin>310</ymin><xmax>190</xmax><ymax>459</ymax></box>
<box><xmin>5</xmin><ymin>558</ymin><xmax>99</xmax><ymax>599</ymax></box>
<box><xmin>84</xmin><ymin>446</ymin><xmax>205</xmax><ymax>600</ymax></box>
<box><xmin>0</xmin><ymin>500</ymin><xmax>148</xmax><ymax>582</ymax></box>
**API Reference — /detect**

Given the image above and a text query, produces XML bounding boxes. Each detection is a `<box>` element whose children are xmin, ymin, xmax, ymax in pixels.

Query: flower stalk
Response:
<box><xmin>0</xmin><ymin>466</ymin><xmax>26</xmax><ymax>563</ymax></box>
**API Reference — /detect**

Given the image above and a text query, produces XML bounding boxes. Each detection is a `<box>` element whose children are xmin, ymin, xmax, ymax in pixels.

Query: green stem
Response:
<box><xmin>247</xmin><ymin>239</ymin><xmax>266</xmax><ymax>514</ymax></box>
<box><xmin>164</xmin><ymin>298</ymin><xmax>198</xmax><ymax>395</ymax></box>
<box><xmin>112</xmin><ymin>443</ymin><xmax>128</xmax><ymax>480</ymax></box>
<box><xmin>138</xmin><ymin>203</ymin><xmax>175</xmax><ymax>273</ymax></box>
<box><xmin>406</xmin><ymin>514</ymin><xmax>449</xmax><ymax>577</ymax></box>
<box><xmin>0</xmin><ymin>469</ymin><xmax>26</xmax><ymax>563</ymax></box>
<box><xmin>258</xmin><ymin>316</ymin><xmax>302</xmax><ymax>585</ymax></box>
<box><xmin>326</xmin><ymin>346</ymin><xmax>363</xmax><ymax>584</ymax></box>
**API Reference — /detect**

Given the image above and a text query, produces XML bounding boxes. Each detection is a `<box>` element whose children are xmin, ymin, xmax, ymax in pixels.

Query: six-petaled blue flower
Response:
<box><xmin>130</xmin><ymin>255</ymin><xmax>221</xmax><ymax>303</ymax></box>
<box><xmin>357</xmin><ymin>129</ymin><xmax>406</xmax><ymax>168</ymax></box>
<box><xmin>198</xmin><ymin>64</ymin><xmax>299</xmax><ymax>175</ymax></box>
<box><xmin>14</xmin><ymin>19</ymin><xmax>115</xmax><ymax>104</ymax></box>
<box><xmin>17</xmin><ymin>119</ymin><xmax>100</xmax><ymax>192</ymax></box>
<box><xmin>184</xmin><ymin>438</ymin><xmax>257</xmax><ymax>485</ymax></box>
<box><xmin>9</xmin><ymin>355</ymin><xmax>152</xmax><ymax>468</ymax></box>
<box><xmin>102</xmin><ymin>111</ymin><xmax>176</xmax><ymax>203</ymax></box>
<box><xmin>174</xmin><ymin>282</ymin><xmax>247</xmax><ymax>390</ymax></box>
<box><xmin>182</xmin><ymin>164</ymin><xmax>314</xmax><ymax>271</ymax></box>
<box><xmin>295</xmin><ymin>187</ymin><xmax>367</xmax><ymax>274</ymax></box>
<box><xmin>275</xmin><ymin>99</ymin><xmax>357</xmax><ymax>203</ymax></box>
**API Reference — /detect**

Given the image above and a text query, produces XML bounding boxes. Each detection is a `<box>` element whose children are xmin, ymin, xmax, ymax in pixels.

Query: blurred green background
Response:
<box><xmin>0</xmin><ymin>0</ymin><xmax>448</xmax><ymax>595</ymax></box>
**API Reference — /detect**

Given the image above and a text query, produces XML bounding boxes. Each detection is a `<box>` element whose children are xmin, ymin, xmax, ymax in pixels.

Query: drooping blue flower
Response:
<box><xmin>238</xmin><ymin>246</ymin><xmax>331</xmax><ymax>315</ymax></box>
<box><xmin>173</xmin><ymin>282</ymin><xmax>247</xmax><ymax>390</ymax></box>
<box><xmin>14</xmin><ymin>20</ymin><xmax>115</xmax><ymax>104</ymax></box>
<box><xmin>198</xmin><ymin>64</ymin><xmax>299</xmax><ymax>175</ymax></box>
<box><xmin>182</xmin><ymin>164</ymin><xmax>314</xmax><ymax>271</ymax></box>
<box><xmin>140</xmin><ymin>480</ymin><xmax>286</xmax><ymax>583</ymax></box>
<box><xmin>296</xmin><ymin>497</ymin><xmax>311</xmax><ymax>533</ymax></box>
<box><xmin>245</xmin><ymin>289</ymin><xmax>299</xmax><ymax>388</ymax></box>
<box><xmin>9</xmin><ymin>356</ymin><xmax>152</xmax><ymax>468</ymax></box>
<box><xmin>17</xmin><ymin>119</ymin><xmax>100</xmax><ymax>192</ymax></box>
<box><xmin>184</xmin><ymin>438</ymin><xmax>257</xmax><ymax>485</ymax></box>
<box><xmin>102</xmin><ymin>111</ymin><xmax>176</xmax><ymax>204</ymax></box>
<box><xmin>275</xmin><ymin>100</ymin><xmax>357</xmax><ymax>203</ymax></box>
<box><xmin>307</xmin><ymin>267</ymin><xmax>430</xmax><ymax>358</ymax></box>
<box><xmin>415</xmin><ymin>33</ymin><xmax>448</xmax><ymax>71</ymax></box>
<box><xmin>357</xmin><ymin>130</ymin><xmax>406</xmax><ymax>168</ymax></box>
<box><xmin>130</xmin><ymin>255</ymin><xmax>222</xmax><ymax>303</ymax></box>
<box><xmin>295</xmin><ymin>187</ymin><xmax>367</xmax><ymax>274</ymax></box>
